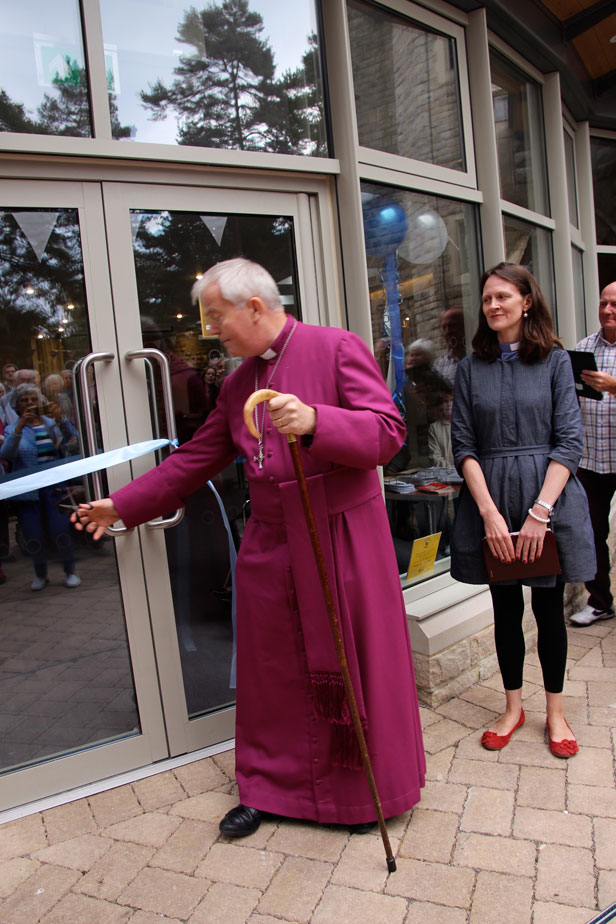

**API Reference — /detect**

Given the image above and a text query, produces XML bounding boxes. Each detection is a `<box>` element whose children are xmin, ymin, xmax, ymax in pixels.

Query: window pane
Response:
<box><xmin>348</xmin><ymin>0</ymin><xmax>465</xmax><ymax>171</ymax></box>
<box><xmin>0</xmin><ymin>1</ymin><xmax>91</xmax><ymax>137</ymax></box>
<box><xmin>361</xmin><ymin>183</ymin><xmax>481</xmax><ymax>586</ymax></box>
<box><xmin>503</xmin><ymin>215</ymin><xmax>555</xmax><ymax>318</ymax></box>
<box><xmin>490</xmin><ymin>51</ymin><xmax>549</xmax><ymax>215</ymax></box>
<box><xmin>564</xmin><ymin>130</ymin><xmax>578</xmax><ymax>229</ymax></box>
<box><xmin>591</xmin><ymin>137</ymin><xmax>616</xmax><ymax>246</ymax></box>
<box><xmin>99</xmin><ymin>0</ymin><xmax>328</xmax><ymax>154</ymax></box>
<box><xmin>0</xmin><ymin>208</ymin><xmax>139</xmax><ymax>773</ymax></box>
<box><xmin>572</xmin><ymin>246</ymin><xmax>586</xmax><ymax>340</ymax></box>
<box><xmin>598</xmin><ymin>253</ymin><xmax>616</xmax><ymax>293</ymax></box>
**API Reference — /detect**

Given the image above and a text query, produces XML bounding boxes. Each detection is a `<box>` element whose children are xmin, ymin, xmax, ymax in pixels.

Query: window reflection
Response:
<box><xmin>0</xmin><ymin>1</ymin><xmax>92</xmax><ymax>137</ymax></box>
<box><xmin>361</xmin><ymin>184</ymin><xmax>480</xmax><ymax>584</ymax></box>
<box><xmin>590</xmin><ymin>137</ymin><xmax>616</xmax><ymax>246</ymax></box>
<box><xmin>100</xmin><ymin>0</ymin><xmax>328</xmax><ymax>154</ymax></box>
<box><xmin>503</xmin><ymin>214</ymin><xmax>555</xmax><ymax>315</ymax></box>
<box><xmin>490</xmin><ymin>51</ymin><xmax>549</xmax><ymax>215</ymax></box>
<box><xmin>348</xmin><ymin>0</ymin><xmax>465</xmax><ymax>171</ymax></box>
<box><xmin>131</xmin><ymin>209</ymin><xmax>300</xmax><ymax>718</ymax></box>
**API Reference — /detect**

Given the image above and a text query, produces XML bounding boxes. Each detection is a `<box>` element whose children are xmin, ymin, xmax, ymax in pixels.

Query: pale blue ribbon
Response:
<box><xmin>0</xmin><ymin>437</ymin><xmax>238</xmax><ymax>688</ymax></box>
<box><xmin>0</xmin><ymin>438</ymin><xmax>173</xmax><ymax>500</ymax></box>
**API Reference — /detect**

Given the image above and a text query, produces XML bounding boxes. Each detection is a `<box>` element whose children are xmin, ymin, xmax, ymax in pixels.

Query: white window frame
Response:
<box><xmin>349</xmin><ymin>0</ymin><xmax>477</xmax><ymax>190</ymax></box>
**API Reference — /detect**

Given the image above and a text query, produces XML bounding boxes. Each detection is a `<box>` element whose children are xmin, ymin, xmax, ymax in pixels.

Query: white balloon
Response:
<box><xmin>398</xmin><ymin>208</ymin><xmax>448</xmax><ymax>264</ymax></box>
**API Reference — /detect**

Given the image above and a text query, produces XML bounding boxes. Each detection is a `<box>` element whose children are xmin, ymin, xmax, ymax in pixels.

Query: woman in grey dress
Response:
<box><xmin>451</xmin><ymin>263</ymin><xmax>595</xmax><ymax>758</ymax></box>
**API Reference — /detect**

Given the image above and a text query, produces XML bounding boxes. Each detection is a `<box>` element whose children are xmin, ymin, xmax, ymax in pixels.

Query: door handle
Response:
<box><xmin>125</xmin><ymin>347</ymin><xmax>184</xmax><ymax>530</ymax></box>
<box><xmin>77</xmin><ymin>352</ymin><xmax>131</xmax><ymax>535</ymax></box>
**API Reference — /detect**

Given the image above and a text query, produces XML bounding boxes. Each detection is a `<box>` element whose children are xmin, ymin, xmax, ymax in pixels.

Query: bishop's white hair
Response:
<box><xmin>192</xmin><ymin>257</ymin><xmax>283</xmax><ymax>311</ymax></box>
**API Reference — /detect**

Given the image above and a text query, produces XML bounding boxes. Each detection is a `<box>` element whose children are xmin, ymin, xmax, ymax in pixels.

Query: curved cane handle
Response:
<box><xmin>243</xmin><ymin>388</ymin><xmax>282</xmax><ymax>438</ymax></box>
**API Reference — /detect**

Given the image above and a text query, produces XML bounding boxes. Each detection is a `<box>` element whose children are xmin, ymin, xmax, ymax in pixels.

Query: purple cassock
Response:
<box><xmin>112</xmin><ymin>315</ymin><xmax>426</xmax><ymax>825</ymax></box>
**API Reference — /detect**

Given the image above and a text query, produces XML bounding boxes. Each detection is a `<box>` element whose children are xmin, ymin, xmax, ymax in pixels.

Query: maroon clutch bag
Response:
<box><xmin>481</xmin><ymin>529</ymin><xmax>561</xmax><ymax>581</ymax></box>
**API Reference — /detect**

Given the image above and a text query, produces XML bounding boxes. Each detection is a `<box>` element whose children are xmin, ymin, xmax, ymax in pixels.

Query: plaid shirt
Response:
<box><xmin>576</xmin><ymin>330</ymin><xmax>616</xmax><ymax>473</ymax></box>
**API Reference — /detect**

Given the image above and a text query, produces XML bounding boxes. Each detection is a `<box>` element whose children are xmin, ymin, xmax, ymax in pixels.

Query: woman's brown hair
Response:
<box><xmin>472</xmin><ymin>262</ymin><xmax>561</xmax><ymax>363</ymax></box>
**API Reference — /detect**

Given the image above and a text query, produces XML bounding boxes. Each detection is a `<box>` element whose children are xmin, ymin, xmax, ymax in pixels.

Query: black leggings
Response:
<box><xmin>489</xmin><ymin>583</ymin><xmax>567</xmax><ymax>694</ymax></box>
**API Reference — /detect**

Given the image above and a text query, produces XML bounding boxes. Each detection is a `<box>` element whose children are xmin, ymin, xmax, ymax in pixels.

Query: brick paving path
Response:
<box><xmin>1</xmin><ymin>618</ymin><xmax>615</xmax><ymax>924</ymax></box>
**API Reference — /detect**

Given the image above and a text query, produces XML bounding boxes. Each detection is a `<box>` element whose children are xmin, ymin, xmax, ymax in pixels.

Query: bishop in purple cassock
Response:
<box><xmin>74</xmin><ymin>258</ymin><xmax>426</xmax><ymax>837</ymax></box>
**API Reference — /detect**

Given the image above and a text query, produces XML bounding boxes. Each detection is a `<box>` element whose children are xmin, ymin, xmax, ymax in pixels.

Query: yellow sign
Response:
<box><xmin>407</xmin><ymin>532</ymin><xmax>441</xmax><ymax>580</ymax></box>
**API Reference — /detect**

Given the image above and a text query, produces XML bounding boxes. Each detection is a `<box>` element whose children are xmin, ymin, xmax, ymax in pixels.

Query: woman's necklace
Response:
<box><xmin>252</xmin><ymin>318</ymin><xmax>298</xmax><ymax>469</ymax></box>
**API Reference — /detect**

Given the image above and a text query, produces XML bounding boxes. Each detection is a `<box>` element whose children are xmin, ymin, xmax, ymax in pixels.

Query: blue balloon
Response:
<box><xmin>362</xmin><ymin>197</ymin><xmax>408</xmax><ymax>257</ymax></box>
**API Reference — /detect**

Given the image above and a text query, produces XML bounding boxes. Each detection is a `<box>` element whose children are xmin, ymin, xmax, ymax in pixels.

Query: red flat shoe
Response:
<box><xmin>546</xmin><ymin>717</ymin><xmax>578</xmax><ymax>758</ymax></box>
<box><xmin>481</xmin><ymin>709</ymin><xmax>525</xmax><ymax>750</ymax></box>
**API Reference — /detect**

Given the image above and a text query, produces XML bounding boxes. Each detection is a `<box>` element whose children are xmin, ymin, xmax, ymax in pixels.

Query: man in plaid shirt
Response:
<box><xmin>570</xmin><ymin>281</ymin><xmax>616</xmax><ymax>626</ymax></box>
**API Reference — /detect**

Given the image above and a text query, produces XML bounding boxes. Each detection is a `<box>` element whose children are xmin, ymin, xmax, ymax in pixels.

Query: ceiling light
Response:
<box><xmin>25</xmin><ymin>286</ymin><xmax>34</xmax><ymax>294</ymax></box>
<box><xmin>176</xmin><ymin>313</ymin><xmax>184</xmax><ymax>319</ymax></box>
<box><xmin>58</xmin><ymin>326</ymin><xmax>65</xmax><ymax>332</ymax></box>
<box><xmin>195</xmin><ymin>273</ymin><xmax>203</xmax><ymax>279</ymax></box>
<box><xmin>66</xmin><ymin>303</ymin><xmax>74</xmax><ymax>310</ymax></box>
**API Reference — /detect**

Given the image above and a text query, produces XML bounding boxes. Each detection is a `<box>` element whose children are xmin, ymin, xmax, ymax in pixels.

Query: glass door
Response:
<box><xmin>102</xmin><ymin>182</ymin><xmax>322</xmax><ymax>755</ymax></box>
<box><xmin>0</xmin><ymin>180</ymin><xmax>168</xmax><ymax>810</ymax></box>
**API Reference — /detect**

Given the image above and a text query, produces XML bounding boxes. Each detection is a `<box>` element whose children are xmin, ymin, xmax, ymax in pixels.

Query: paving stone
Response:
<box><xmin>461</xmin><ymin>787</ymin><xmax>514</xmax><ymax>836</ymax></box>
<box><xmin>594</xmin><ymin>817</ymin><xmax>616</xmax><ymax>869</ymax></box>
<box><xmin>0</xmin><ymin>863</ymin><xmax>80</xmax><ymax>924</ymax></box>
<box><xmin>513</xmin><ymin>807</ymin><xmax>592</xmax><ymax>847</ymax></box>
<box><xmin>404</xmin><ymin>904</ymin><xmax>469</xmax><ymax>924</ymax></box>
<box><xmin>117</xmin><ymin>866</ymin><xmax>209</xmax><ymax>919</ymax></box>
<box><xmin>449</xmin><ymin>757</ymin><xmax>518</xmax><ymax>791</ymax></box>
<box><xmin>567</xmin><ymin>746</ymin><xmax>616</xmax><ymax>787</ymax></box>
<box><xmin>89</xmin><ymin>786</ymin><xmax>143</xmax><ymax>828</ymax></box>
<box><xmin>568</xmin><ymin>784</ymin><xmax>616</xmax><ymax>818</ymax></box>
<box><xmin>195</xmin><ymin>843</ymin><xmax>283</xmax><ymax>890</ymax></box>
<box><xmin>330</xmin><ymin>831</ymin><xmax>395</xmax><ymax>891</ymax></box>
<box><xmin>598</xmin><ymin>870</ymin><xmax>616</xmax><ymax>911</ymax></box>
<box><xmin>168</xmin><ymin>791</ymin><xmax>237</xmax><ymax>823</ymax></box>
<box><xmin>311</xmin><ymin>883</ymin><xmax>408</xmax><ymax>924</ymax></box>
<box><xmin>417</xmin><ymin>780</ymin><xmax>468</xmax><ymax>813</ymax></box>
<box><xmin>453</xmin><ymin>832</ymin><xmax>536</xmax><ymax>877</ymax></box>
<box><xmin>532</xmin><ymin>902</ymin><xmax>597</xmax><ymax>924</ymax></box>
<box><xmin>535</xmin><ymin>844</ymin><xmax>595</xmax><ymax>907</ymax></box>
<box><xmin>589</xmin><ymin>705</ymin><xmax>616</xmax><ymax>727</ymax></box>
<box><xmin>150</xmin><ymin>819</ymin><xmax>219</xmax><ymax>874</ymax></box>
<box><xmin>517</xmin><ymin>765</ymin><xmax>566</xmax><ymax>811</ymax></box>
<box><xmin>421</xmin><ymin>718</ymin><xmax>471</xmax><ymax>754</ymax></box>
<box><xmin>399</xmin><ymin>809</ymin><xmax>458</xmax><ymax>862</ymax></box>
<box><xmin>211</xmin><ymin>749</ymin><xmax>236</xmax><ymax>779</ymax></box>
<box><xmin>384</xmin><ymin>857</ymin><xmax>474</xmax><ymax>907</ymax></box>
<box><xmin>42</xmin><ymin>799</ymin><xmax>97</xmax><ymax>844</ymax></box>
<box><xmin>38</xmin><ymin>891</ymin><xmax>132</xmax><ymax>924</ymax></box>
<box><xmin>266</xmin><ymin>819</ymin><xmax>348</xmax><ymax>863</ymax></box>
<box><xmin>498</xmin><ymin>739</ymin><xmax>570</xmax><ymax>768</ymax></box>
<box><xmin>384</xmin><ymin>810</ymin><xmax>411</xmax><ymax>840</ymax></box>
<box><xmin>0</xmin><ymin>813</ymin><xmax>47</xmax><ymax>860</ymax></box>
<box><xmin>419</xmin><ymin>705</ymin><xmax>441</xmax><ymax>728</ymax></box>
<box><xmin>425</xmin><ymin>746</ymin><xmax>455</xmax><ymax>780</ymax></box>
<box><xmin>257</xmin><ymin>855</ymin><xmax>333</xmax><ymax>922</ymax></box>
<box><xmin>74</xmin><ymin>842</ymin><xmax>154</xmax><ymax>901</ymax></box>
<box><xmin>189</xmin><ymin>882</ymin><xmax>260</xmax><ymax>924</ymax></box>
<box><xmin>587</xmin><ymin>681</ymin><xmax>616</xmax><ymax>707</ymax></box>
<box><xmin>132</xmin><ymin>772</ymin><xmax>186</xmax><ymax>812</ymax></box>
<box><xmin>435</xmin><ymin>698</ymin><xmax>496</xmax><ymax>729</ymax></box>
<box><xmin>454</xmin><ymin>733</ymin><xmax>499</xmax><ymax>761</ymax></box>
<box><xmin>469</xmin><ymin>871</ymin><xmax>533</xmax><ymax>924</ymax></box>
<box><xmin>0</xmin><ymin>857</ymin><xmax>40</xmax><ymax>898</ymax></box>
<box><xmin>105</xmin><ymin>812</ymin><xmax>181</xmax><ymax>847</ymax></box>
<box><xmin>33</xmin><ymin>833</ymin><xmax>112</xmax><ymax>871</ymax></box>
<box><xmin>173</xmin><ymin>759</ymin><xmax>228</xmax><ymax>797</ymax></box>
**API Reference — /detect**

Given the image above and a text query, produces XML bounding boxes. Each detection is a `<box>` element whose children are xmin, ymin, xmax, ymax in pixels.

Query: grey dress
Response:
<box><xmin>450</xmin><ymin>347</ymin><xmax>596</xmax><ymax>586</ymax></box>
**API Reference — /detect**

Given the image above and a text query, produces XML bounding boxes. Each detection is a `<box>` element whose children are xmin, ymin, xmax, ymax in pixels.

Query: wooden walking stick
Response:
<box><xmin>244</xmin><ymin>388</ymin><xmax>397</xmax><ymax>874</ymax></box>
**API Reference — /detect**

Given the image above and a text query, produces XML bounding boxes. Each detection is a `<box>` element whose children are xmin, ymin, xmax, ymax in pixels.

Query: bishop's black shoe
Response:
<box><xmin>219</xmin><ymin>804</ymin><xmax>263</xmax><ymax>838</ymax></box>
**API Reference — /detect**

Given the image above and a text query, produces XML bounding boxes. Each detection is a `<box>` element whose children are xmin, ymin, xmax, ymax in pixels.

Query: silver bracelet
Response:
<box><xmin>528</xmin><ymin>507</ymin><xmax>549</xmax><ymax>524</ymax></box>
<box><xmin>534</xmin><ymin>498</ymin><xmax>555</xmax><ymax>516</ymax></box>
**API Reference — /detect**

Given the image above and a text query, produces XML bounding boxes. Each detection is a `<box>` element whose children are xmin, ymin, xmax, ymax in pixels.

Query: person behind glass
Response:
<box><xmin>403</xmin><ymin>338</ymin><xmax>450</xmax><ymax>468</ymax></box>
<box><xmin>569</xmin><ymin>281</ymin><xmax>616</xmax><ymax>627</ymax></box>
<box><xmin>0</xmin><ymin>384</ymin><xmax>81</xmax><ymax>591</ymax></box>
<box><xmin>450</xmin><ymin>263</ymin><xmax>596</xmax><ymax>758</ymax></box>
<box><xmin>428</xmin><ymin>384</ymin><xmax>454</xmax><ymax>468</ymax></box>
<box><xmin>70</xmin><ymin>257</ymin><xmax>426</xmax><ymax>839</ymax></box>
<box><xmin>202</xmin><ymin>362</ymin><xmax>219</xmax><ymax>419</ymax></box>
<box><xmin>434</xmin><ymin>306</ymin><xmax>466</xmax><ymax>386</ymax></box>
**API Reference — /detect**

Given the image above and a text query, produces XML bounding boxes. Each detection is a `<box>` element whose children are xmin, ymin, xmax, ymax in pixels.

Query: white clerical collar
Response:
<box><xmin>260</xmin><ymin>347</ymin><xmax>276</xmax><ymax>360</ymax></box>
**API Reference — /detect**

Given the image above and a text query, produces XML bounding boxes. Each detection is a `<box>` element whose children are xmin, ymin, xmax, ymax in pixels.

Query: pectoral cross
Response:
<box><xmin>253</xmin><ymin>444</ymin><xmax>264</xmax><ymax>469</ymax></box>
